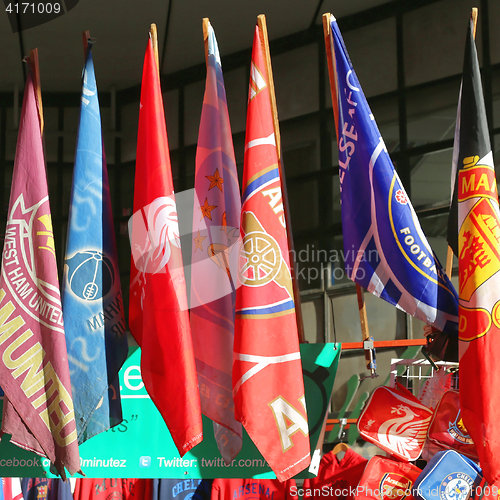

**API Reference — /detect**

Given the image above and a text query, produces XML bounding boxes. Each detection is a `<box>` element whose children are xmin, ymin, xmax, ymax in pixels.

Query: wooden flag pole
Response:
<box><xmin>29</xmin><ymin>48</ymin><xmax>44</xmax><ymax>136</ymax></box>
<box><xmin>82</xmin><ymin>30</ymin><xmax>90</xmax><ymax>60</ymax></box>
<box><xmin>445</xmin><ymin>9</ymin><xmax>478</xmax><ymax>279</ymax></box>
<box><xmin>150</xmin><ymin>23</ymin><xmax>160</xmax><ymax>77</ymax></box>
<box><xmin>202</xmin><ymin>18</ymin><xmax>210</xmax><ymax>66</ymax></box>
<box><xmin>471</xmin><ymin>7</ymin><xmax>478</xmax><ymax>39</ymax></box>
<box><xmin>323</xmin><ymin>14</ymin><xmax>340</xmax><ymax>146</ymax></box>
<box><xmin>257</xmin><ymin>15</ymin><xmax>282</xmax><ymax>159</ymax></box>
<box><xmin>322</xmin><ymin>13</ymin><xmax>375</xmax><ymax>372</ymax></box>
<box><xmin>257</xmin><ymin>14</ymin><xmax>306</xmax><ymax>344</ymax></box>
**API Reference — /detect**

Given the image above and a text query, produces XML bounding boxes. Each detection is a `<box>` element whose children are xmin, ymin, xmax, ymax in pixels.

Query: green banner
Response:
<box><xmin>0</xmin><ymin>343</ymin><xmax>340</xmax><ymax>478</ymax></box>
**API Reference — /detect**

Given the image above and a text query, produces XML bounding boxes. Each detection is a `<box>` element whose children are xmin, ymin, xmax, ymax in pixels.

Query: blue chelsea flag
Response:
<box><xmin>330</xmin><ymin>17</ymin><xmax>458</xmax><ymax>335</ymax></box>
<box><xmin>62</xmin><ymin>45</ymin><xmax>128</xmax><ymax>443</ymax></box>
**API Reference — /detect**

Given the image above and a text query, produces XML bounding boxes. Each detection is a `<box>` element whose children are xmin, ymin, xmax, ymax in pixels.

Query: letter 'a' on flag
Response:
<box><xmin>324</xmin><ymin>14</ymin><xmax>459</xmax><ymax>336</ymax></box>
<box><xmin>190</xmin><ymin>19</ymin><xmax>243</xmax><ymax>464</ymax></box>
<box><xmin>455</xmin><ymin>13</ymin><xmax>500</xmax><ymax>487</ymax></box>
<box><xmin>0</xmin><ymin>61</ymin><xmax>80</xmax><ymax>478</ymax></box>
<box><xmin>61</xmin><ymin>43</ymin><xmax>128</xmax><ymax>444</ymax></box>
<box><xmin>129</xmin><ymin>35</ymin><xmax>203</xmax><ymax>456</ymax></box>
<box><xmin>233</xmin><ymin>19</ymin><xmax>311</xmax><ymax>482</ymax></box>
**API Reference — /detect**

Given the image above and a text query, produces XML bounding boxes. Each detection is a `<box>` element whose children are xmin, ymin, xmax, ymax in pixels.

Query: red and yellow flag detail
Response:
<box><xmin>458</xmin><ymin>159</ymin><xmax>498</xmax><ymax>202</ymax></box>
<box><xmin>458</xmin><ymin>305</ymin><xmax>492</xmax><ymax>342</ymax></box>
<box><xmin>233</xmin><ymin>23</ymin><xmax>310</xmax><ymax>482</ymax></box>
<box><xmin>458</xmin><ymin>197</ymin><xmax>500</xmax><ymax>302</ymax></box>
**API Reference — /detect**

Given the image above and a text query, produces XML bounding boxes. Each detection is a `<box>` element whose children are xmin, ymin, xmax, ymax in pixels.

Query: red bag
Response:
<box><xmin>355</xmin><ymin>455</ymin><xmax>422</xmax><ymax>500</ymax></box>
<box><xmin>427</xmin><ymin>389</ymin><xmax>479</xmax><ymax>460</ymax></box>
<box><xmin>358</xmin><ymin>384</ymin><xmax>433</xmax><ymax>461</ymax></box>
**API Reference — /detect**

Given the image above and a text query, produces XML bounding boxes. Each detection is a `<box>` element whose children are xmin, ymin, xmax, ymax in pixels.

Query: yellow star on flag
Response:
<box><xmin>193</xmin><ymin>230</ymin><xmax>206</xmax><ymax>252</ymax></box>
<box><xmin>206</xmin><ymin>168</ymin><xmax>224</xmax><ymax>192</ymax></box>
<box><xmin>199</xmin><ymin>198</ymin><xmax>217</xmax><ymax>221</ymax></box>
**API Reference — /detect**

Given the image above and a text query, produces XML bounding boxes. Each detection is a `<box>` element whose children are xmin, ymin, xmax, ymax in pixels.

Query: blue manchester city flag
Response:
<box><xmin>62</xmin><ymin>45</ymin><xmax>128</xmax><ymax>443</ymax></box>
<box><xmin>329</xmin><ymin>17</ymin><xmax>459</xmax><ymax>335</ymax></box>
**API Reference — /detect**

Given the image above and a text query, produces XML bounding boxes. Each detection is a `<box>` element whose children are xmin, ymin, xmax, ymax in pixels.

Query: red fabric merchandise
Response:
<box><xmin>427</xmin><ymin>390</ymin><xmax>478</xmax><ymax>460</ymax></box>
<box><xmin>128</xmin><ymin>37</ymin><xmax>202</xmax><ymax>456</ymax></box>
<box><xmin>211</xmin><ymin>478</ymin><xmax>298</xmax><ymax>500</ymax></box>
<box><xmin>355</xmin><ymin>456</ymin><xmax>421</xmax><ymax>500</ymax></box>
<box><xmin>73</xmin><ymin>479</ymin><xmax>149</xmax><ymax>500</ymax></box>
<box><xmin>302</xmin><ymin>448</ymin><xmax>368</xmax><ymax>500</ymax></box>
<box><xmin>232</xmin><ymin>22</ymin><xmax>310</xmax><ymax>482</ymax></box>
<box><xmin>358</xmin><ymin>385</ymin><xmax>432</xmax><ymax>461</ymax></box>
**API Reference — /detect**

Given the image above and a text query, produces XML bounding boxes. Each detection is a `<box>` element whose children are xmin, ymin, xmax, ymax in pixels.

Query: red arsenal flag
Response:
<box><xmin>0</xmin><ymin>69</ymin><xmax>80</xmax><ymax>478</ymax></box>
<box><xmin>233</xmin><ymin>23</ymin><xmax>311</xmax><ymax>481</ymax></box>
<box><xmin>129</xmin><ymin>37</ymin><xmax>203</xmax><ymax>455</ymax></box>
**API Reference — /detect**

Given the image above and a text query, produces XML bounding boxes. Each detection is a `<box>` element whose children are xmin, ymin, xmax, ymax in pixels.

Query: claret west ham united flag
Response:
<box><xmin>233</xmin><ymin>20</ymin><xmax>311</xmax><ymax>481</ymax></box>
<box><xmin>0</xmin><ymin>66</ymin><xmax>80</xmax><ymax>478</ymax></box>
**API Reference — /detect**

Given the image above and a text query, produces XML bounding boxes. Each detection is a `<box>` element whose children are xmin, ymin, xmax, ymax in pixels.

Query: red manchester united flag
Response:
<box><xmin>457</xmin><ymin>15</ymin><xmax>500</xmax><ymax>485</ymax></box>
<box><xmin>233</xmin><ymin>21</ymin><xmax>310</xmax><ymax>481</ymax></box>
<box><xmin>129</xmin><ymin>37</ymin><xmax>203</xmax><ymax>456</ymax></box>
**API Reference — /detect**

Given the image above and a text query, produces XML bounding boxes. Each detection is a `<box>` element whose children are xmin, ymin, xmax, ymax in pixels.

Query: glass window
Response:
<box><xmin>489</xmin><ymin>0</ymin><xmax>500</xmax><ymax>65</ymax></box>
<box><xmin>406</xmin><ymin>80</ymin><xmax>460</xmax><ymax>147</ymax></box>
<box><xmin>343</xmin><ymin>18</ymin><xmax>397</xmax><ymax>97</ymax></box>
<box><xmin>419</xmin><ymin>212</ymin><xmax>456</xmax><ymax>272</ymax></box>
<box><xmin>404</xmin><ymin>0</ymin><xmax>479</xmax><ymax>87</ymax></box>
<box><xmin>224</xmin><ymin>67</ymin><xmax>247</xmax><ymax>135</ymax></box>
<box><xmin>294</xmin><ymin>239</ymin><xmax>323</xmax><ymax>291</ymax></box>
<box><xmin>492</xmin><ymin>84</ymin><xmax>500</xmax><ymax>130</ymax></box>
<box><xmin>325</xmin><ymin>111</ymin><xmax>339</xmax><ymax>167</ymax></box>
<box><xmin>120</xmin><ymin>102</ymin><xmax>139</xmax><ymax>163</ymax></box>
<box><xmin>184</xmin><ymin>80</ymin><xmax>204</xmax><ymax>147</ymax></box>
<box><xmin>370</xmin><ymin>96</ymin><xmax>399</xmax><ymax>152</ymax></box>
<box><xmin>42</xmin><ymin>107</ymin><xmax>59</xmax><ymax>163</ymax></box>
<box><xmin>281</xmin><ymin>115</ymin><xmax>321</xmax><ymax>176</ymax></box>
<box><xmin>301</xmin><ymin>298</ymin><xmax>325</xmax><ymax>344</ymax></box>
<box><xmin>119</xmin><ymin>162</ymin><xmax>135</xmax><ymax>220</ymax></box>
<box><xmin>63</xmin><ymin>107</ymin><xmax>78</xmax><ymax>163</ymax></box>
<box><xmin>102</xmin><ymin>131</ymin><xmax>116</xmax><ymax>165</ymax></box>
<box><xmin>495</xmin><ymin>134</ymin><xmax>500</xmax><ymax>176</ymax></box>
<box><xmin>331</xmin><ymin>175</ymin><xmax>342</xmax><ymax>227</ymax></box>
<box><xmin>410</xmin><ymin>148</ymin><xmax>453</xmax><ymax>208</ymax></box>
<box><xmin>288</xmin><ymin>178</ymin><xmax>319</xmax><ymax>233</ymax></box>
<box><xmin>273</xmin><ymin>44</ymin><xmax>319</xmax><ymax>120</ymax></box>
<box><xmin>164</xmin><ymin>90</ymin><xmax>179</xmax><ymax>150</ymax></box>
<box><xmin>101</xmin><ymin>108</ymin><xmax>115</xmax><ymax>165</ymax></box>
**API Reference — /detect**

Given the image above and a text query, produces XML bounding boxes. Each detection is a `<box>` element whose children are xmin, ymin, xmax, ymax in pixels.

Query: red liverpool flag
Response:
<box><xmin>233</xmin><ymin>23</ymin><xmax>311</xmax><ymax>481</ymax></box>
<box><xmin>190</xmin><ymin>20</ymin><xmax>242</xmax><ymax>463</ymax></box>
<box><xmin>0</xmin><ymin>69</ymin><xmax>80</xmax><ymax>478</ymax></box>
<box><xmin>129</xmin><ymin>38</ymin><xmax>203</xmax><ymax>455</ymax></box>
<box><xmin>457</xmin><ymin>16</ymin><xmax>500</xmax><ymax>485</ymax></box>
